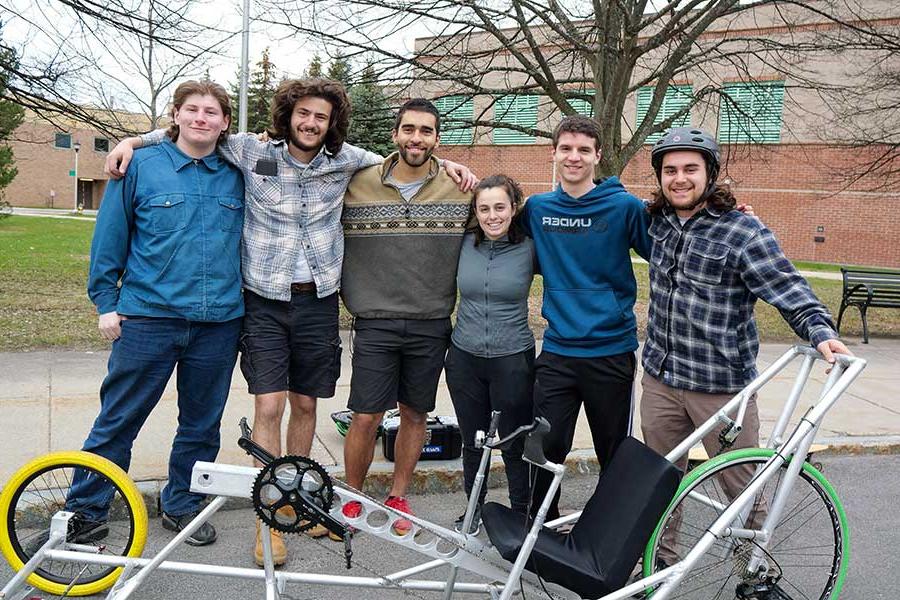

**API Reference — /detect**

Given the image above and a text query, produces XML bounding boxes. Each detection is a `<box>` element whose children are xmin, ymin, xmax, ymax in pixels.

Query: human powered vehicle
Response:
<box><xmin>0</xmin><ymin>345</ymin><xmax>865</xmax><ymax>599</ymax></box>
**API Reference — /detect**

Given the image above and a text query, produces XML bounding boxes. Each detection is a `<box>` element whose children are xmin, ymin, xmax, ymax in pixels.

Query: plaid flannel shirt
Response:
<box><xmin>641</xmin><ymin>206</ymin><xmax>837</xmax><ymax>393</ymax></box>
<box><xmin>140</xmin><ymin>130</ymin><xmax>381</xmax><ymax>300</ymax></box>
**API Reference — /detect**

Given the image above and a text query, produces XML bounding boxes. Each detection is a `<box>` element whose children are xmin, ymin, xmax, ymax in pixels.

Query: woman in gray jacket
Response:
<box><xmin>445</xmin><ymin>175</ymin><xmax>537</xmax><ymax>534</ymax></box>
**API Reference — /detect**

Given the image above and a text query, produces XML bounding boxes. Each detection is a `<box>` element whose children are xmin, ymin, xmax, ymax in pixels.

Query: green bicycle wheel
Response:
<box><xmin>643</xmin><ymin>448</ymin><xmax>848</xmax><ymax>600</ymax></box>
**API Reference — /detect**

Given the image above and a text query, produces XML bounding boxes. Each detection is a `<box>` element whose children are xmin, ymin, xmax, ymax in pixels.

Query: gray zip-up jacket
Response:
<box><xmin>452</xmin><ymin>233</ymin><xmax>536</xmax><ymax>358</ymax></box>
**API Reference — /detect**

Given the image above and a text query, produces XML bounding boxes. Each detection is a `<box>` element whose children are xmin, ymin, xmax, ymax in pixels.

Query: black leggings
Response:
<box><xmin>445</xmin><ymin>344</ymin><xmax>535</xmax><ymax>513</ymax></box>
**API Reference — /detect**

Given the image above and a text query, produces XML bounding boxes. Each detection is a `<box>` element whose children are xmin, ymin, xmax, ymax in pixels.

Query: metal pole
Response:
<box><xmin>239</xmin><ymin>0</ymin><xmax>250</xmax><ymax>133</ymax></box>
<box><xmin>73</xmin><ymin>142</ymin><xmax>81</xmax><ymax>212</ymax></box>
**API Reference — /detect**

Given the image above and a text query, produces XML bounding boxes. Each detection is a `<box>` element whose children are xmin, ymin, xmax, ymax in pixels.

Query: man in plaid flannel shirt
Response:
<box><xmin>105</xmin><ymin>78</ymin><xmax>475</xmax><ymax>565</ymax></box>
<box><xmin>639</xmin><ymin>127</ymin><xmax>851</xmax><ymax>567</ymax></box>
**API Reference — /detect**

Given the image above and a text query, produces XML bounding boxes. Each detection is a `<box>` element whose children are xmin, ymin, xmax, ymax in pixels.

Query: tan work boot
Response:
<box><xmin>302</xmin><ymin>520</ymin><xmax>329</xmax><ymax>538</ymax></box>
<box><xmin>275</xmin><ymin>503</ymin><xmax>327</xmax><ymax>538</ymax></box>
<box><xmin>254</xmin><ymin>520</ymin><xmax>287</xmax><ymax>567</ymax></box>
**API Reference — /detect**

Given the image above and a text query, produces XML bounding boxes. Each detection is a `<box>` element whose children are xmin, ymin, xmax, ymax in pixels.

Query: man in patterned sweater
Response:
<box><xmin>640</xmin><ymin>127</ymin><xmax>850</xmax><ymax>567</ymax></box>
<box><xmin>338</xmin><ymin>99</ymin><xmax>471</xmax><ymax>536</ymax></box>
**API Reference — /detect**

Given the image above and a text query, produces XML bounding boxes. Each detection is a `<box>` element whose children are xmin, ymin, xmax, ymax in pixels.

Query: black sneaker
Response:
<box><xmin>453</xmin><ymin>507</ymin><xmax>482</xmax><ymax>536</ymax></box>
<box><xmin>24</xmin><ymin>513</ymin><xmax>109</xmax><ymax>555</ymax></box>
<box><xmin>160</xmin><ymin>509</ymin><xmax>217</xmax><ymax>546</ymax></box>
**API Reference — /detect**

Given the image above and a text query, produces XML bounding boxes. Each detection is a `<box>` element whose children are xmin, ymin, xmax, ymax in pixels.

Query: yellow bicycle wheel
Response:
<box><xmin>0</xmin><ymin>451</ymin><xmax>148</xmax><ymax>596</ymax></box>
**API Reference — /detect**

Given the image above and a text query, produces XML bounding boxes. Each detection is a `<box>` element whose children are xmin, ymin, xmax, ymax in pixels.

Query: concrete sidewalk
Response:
<box><xmin>2</xmin><ymin>336</ymin><xmax>898</xmax><ymax>489</ymax></box>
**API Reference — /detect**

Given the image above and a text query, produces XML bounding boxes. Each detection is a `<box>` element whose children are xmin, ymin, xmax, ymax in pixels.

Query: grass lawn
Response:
<box><xmin>1</xmin><ymin>215</ymin><xmax>896</xmax><ymax>352</ymax></box>
<box><xmin>0</xmin><ymin>216</ymin><xmax>99</xmax><ymax>351</ymax></box>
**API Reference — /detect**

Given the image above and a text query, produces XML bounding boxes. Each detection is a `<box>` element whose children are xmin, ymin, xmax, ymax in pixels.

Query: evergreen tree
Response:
<box><xmin>326</xmin><ymin>52</ymin><xmax>351</xmax><ymax>86</ymax></box>
<box><xmin>0</xmin><ymin>34</ymin><xmax>25</xmax><ymax>215</ymax></box>
<box><xmin>347</xmin><ymin>62</ymin><xmax>394</xmax><ymax>156</ymax></box>
<box><xmin>305</xmin><ymin>54</ymin><xmax>323</xmax><ymax>78</ymax></box>
<box><xmin>230</xmin><ymin>48</ymin><xmax>278</xmax><ymax>133</ymax></box>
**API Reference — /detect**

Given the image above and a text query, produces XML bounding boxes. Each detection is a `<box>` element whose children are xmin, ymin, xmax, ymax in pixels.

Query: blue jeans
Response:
<box><xmin>67</xmin><ymin>317</ymin><xmax>241</xmax><ymax>520</ymax></box>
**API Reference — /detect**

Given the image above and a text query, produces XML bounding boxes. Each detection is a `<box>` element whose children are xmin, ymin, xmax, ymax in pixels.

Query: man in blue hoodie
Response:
<box><xmin>524</xmin><ymin>115</ymin><xmax>652</xmax><ymax>520</ymax></box>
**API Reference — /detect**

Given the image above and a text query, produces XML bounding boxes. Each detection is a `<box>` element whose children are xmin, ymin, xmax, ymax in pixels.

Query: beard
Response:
<box><xmin>398</xmin><ymin>144</ymin><xmax>434</xmax><ymax>168</ymax></box>
<box><xmin>289</xmin><ymin>127</ymin><xmax>325</xmax><ymax>153</ymax></box>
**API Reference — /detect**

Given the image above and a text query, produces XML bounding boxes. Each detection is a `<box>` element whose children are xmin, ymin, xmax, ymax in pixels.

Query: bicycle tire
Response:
<box><xmin>0</xmin><ymin>451</ymin><xmax>148</xmax><ymax>596</ymax></box>
<box><xmin>642</xmin><ymin>447</ymin><xmax>848</xmax><ymax>600</ymax></box>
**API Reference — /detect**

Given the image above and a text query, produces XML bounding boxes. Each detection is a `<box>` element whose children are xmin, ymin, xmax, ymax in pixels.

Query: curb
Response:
<box><xmin>129</xmin><ymin>438</ymin><xmax>900</xmax><ymax>515</ymax></box>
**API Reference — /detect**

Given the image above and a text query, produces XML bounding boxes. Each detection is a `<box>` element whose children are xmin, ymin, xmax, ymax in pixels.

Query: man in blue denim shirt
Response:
<box><xmin>64</xmin><ymin>80</ymin><xmax>244</xmax><ymax>548</ymax></box>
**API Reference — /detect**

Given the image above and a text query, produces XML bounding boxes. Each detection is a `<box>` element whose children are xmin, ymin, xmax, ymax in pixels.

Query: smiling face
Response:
<box><xmin>392</xmin><ymin>109</ymin><xmax>439</xmax><ymax>168</ymax></box>
<box><xmin>475</xmin><ymin>186</ymin><xmax>514</xmax><ymax>240</ymax></box>
<box><xmin>552</xmin><ymin>132</ymin><xmax>602</xmax><ymax>190</ymax></box>
<box><xmin>288</xmin><ymin>96</ymin><xmax>333</xmax><ymax>154</ymax></box>
<box><xmin>172</xmin><ymin>93</ymin><xmax>230</xmax><ymax>152</ymax></box>
<box><xmin>660</xmin><ymin>150</ymin><xmax>709</xmax><ymax>217</ymax></box>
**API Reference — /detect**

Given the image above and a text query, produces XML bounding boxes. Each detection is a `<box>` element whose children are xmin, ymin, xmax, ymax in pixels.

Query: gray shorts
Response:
<box><xmin>348</xmin><ymin>318</ymin><xmax>451</xmax><ymax>414</ymax></box>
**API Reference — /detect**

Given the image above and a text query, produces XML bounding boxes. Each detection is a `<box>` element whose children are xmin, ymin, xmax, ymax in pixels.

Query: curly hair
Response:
<box><xmin>267</xmin><ymin>78</ymin><xmax>351</xmax><ymax>155</ymax></box>
<box><xmin>166</xmin><ymin>80</ymin><xmax>232</xmax><ymax>145</ymax></box>
<box><xmin>465</xmin><ymin>174</ymin><xmax>528</xmax><ymax>245</ymax></box>
<box><xmin>646</xmin><ymin>182</ymin><xmax>737</xmax><ymax>216</ymax></box>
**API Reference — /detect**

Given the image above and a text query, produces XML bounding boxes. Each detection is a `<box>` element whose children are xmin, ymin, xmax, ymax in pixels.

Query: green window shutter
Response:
<box><xmin>567</xmin><ymin>90</ymin><xmax>596</xmax><ymax>117</ymax></box>
<box><xmin>492</xmin><ymin>95</ymin><xmax>538</xmax><ymax>144</ymax></box>
<box><xmin>636</xmin><ymin>85</ymin><xmax>693</xmax><ymax>144</ymax></box>
<box><xmin>717</xmin><ymin>82</ymin><xmax>785</xmax><ymax>143</ymax></box>
<box><xmin>433</xmin><ymin>96</ymin><xmax>474</xmax><ymax>145</ymax></box>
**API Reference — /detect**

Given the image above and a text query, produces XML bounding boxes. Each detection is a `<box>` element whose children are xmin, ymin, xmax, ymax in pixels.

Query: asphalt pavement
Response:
<box><xmin>2</xmin><ymin>454</ymin><xmax>897</xmax><ymax>599</ymax></box>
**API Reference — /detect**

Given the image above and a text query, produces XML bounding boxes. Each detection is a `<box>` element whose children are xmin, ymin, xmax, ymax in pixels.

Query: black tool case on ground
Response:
<box><xmin>381</xmin><ymin>415</ymin><xmax>462</xmax><ymax>461</ymax></box>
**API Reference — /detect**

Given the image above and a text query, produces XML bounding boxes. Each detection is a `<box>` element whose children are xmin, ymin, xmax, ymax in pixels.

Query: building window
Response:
<box><xmin>492</xmin><ymin>95</ymin><xmax>538</xmax><ymax>145</ymax></box>
<box><xmin>54</xmin><ymin>133</ymin><xmax>72</xmax><ymax>149</ymax></box>
<box><xmin>433</xmin><ymin>96</ymin><xmax>474</xmax><ymax>145</ymax></box>
<box><xmin>636</xmin><ymin>85</ymin><xmax>693</xmax><ymax>143</ymax></box>
<box><xmin>717</xmin><ymin>81</ymin><xmax>785</xmax><ymax>143</ymax></box>
<box><xmin>94</xmin><ymin>137</ymin><xmax>110</xmax><ymax>153</ymax></box>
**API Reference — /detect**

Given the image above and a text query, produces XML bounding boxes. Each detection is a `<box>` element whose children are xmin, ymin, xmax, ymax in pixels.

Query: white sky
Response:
<box><xmin>1</xmin><ymin>0</ymin><xmax>417</xmax><ymax>114</ymax></box>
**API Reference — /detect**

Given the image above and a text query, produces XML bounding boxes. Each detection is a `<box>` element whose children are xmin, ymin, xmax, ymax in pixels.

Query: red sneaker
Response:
<box><xmin>342</xmin><ymin>500</ymin><xmax>362</xmax><ymax>519</ymax></box>
<box><xmin>385</xmin><ymin>496</ymin><xmax>413</xmax><ymax>536</ymax></box>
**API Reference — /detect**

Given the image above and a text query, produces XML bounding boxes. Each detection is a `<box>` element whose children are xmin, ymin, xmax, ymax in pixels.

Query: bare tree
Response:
<box><xmin>256</xmin><ymin>0</ymin><xmax>899</xmax><ymax>178</ymax></box>
<box><xmin>0</xmin><ymin>0</ymin><xmax>235</xmax><ymax>136</ymax></box>
<box><xmin>796</xmin><ymin>2</ymin><xmax>900</xmax><ymax>190</ymax></box>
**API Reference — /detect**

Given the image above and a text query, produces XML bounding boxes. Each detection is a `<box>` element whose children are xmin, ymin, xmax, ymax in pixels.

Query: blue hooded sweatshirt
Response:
<box><xmin>524</xmin><ymin>177</ymin><xmax>651</xmax><ymax>357</ymax></box>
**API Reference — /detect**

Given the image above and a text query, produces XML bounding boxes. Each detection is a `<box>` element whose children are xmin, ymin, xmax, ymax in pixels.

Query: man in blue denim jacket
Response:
<box><xmin>65</xmin><ymin>80</ymin><xmax>244</xmax><ymax>548</ymax></box>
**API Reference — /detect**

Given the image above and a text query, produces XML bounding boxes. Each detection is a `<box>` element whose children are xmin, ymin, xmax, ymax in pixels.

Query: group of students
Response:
<box><xmin>54</xmin><ymin>75</ymin><xmax>849</xmax><ymax>570</ymax></box>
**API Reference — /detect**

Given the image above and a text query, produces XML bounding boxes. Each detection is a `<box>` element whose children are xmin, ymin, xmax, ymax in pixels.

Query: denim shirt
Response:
<box><xmin>88</xmin><ymin>140</ymin><xmax>245</xmax><ymax>322</ymax></box>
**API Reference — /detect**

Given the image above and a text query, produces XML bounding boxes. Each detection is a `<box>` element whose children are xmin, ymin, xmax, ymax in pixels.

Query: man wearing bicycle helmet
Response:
<box><xmin>640</xmin><ymin>126</ymin><xmax>850</xmax><ymax>566</ymax></box>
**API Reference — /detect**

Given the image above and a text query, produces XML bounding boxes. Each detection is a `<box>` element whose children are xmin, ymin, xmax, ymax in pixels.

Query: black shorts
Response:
<box><xmin>239</xmin><ymin>289</ymin><xmax>341</xmax><ymax>397</ymax></box>
<box><xmin>347</xmin><ymin>318</ymin><xmax>451</xmax><ymax>414</ymax></box>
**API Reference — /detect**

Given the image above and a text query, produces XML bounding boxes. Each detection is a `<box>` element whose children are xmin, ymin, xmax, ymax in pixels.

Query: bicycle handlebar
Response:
<box><xmin>486</xmin><ymin>417</ymin><xmax>552</xmax><ymax>466</ymax></box>
<box><xmin>794</xmin><ymin>346</ymin><xmax>862</xmax><ymax>369</ymax></box>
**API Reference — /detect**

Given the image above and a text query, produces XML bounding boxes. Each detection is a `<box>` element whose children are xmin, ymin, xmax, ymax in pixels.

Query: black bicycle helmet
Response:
<box><xmin>650</xmin><ymin>127</ymin><xmax>721</xmax><ymax>184</ymax></box>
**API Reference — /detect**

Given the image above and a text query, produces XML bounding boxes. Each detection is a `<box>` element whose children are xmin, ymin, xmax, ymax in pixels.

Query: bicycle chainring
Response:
<box><xmin>252</xmin><ymin>455</ymin><xmax>334</xmax><ymax>534</ymax></box>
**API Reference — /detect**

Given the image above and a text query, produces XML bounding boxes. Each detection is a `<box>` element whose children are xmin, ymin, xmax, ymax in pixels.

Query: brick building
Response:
<box><xmin>5</xmin><ymin>110</ymin><xmax>149</xmax><ymax>210</ymax></box>
<box><xmin>412</xmin><ymin>1</ymin><xmax>900</xmax><ymax>268</ymax></box>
